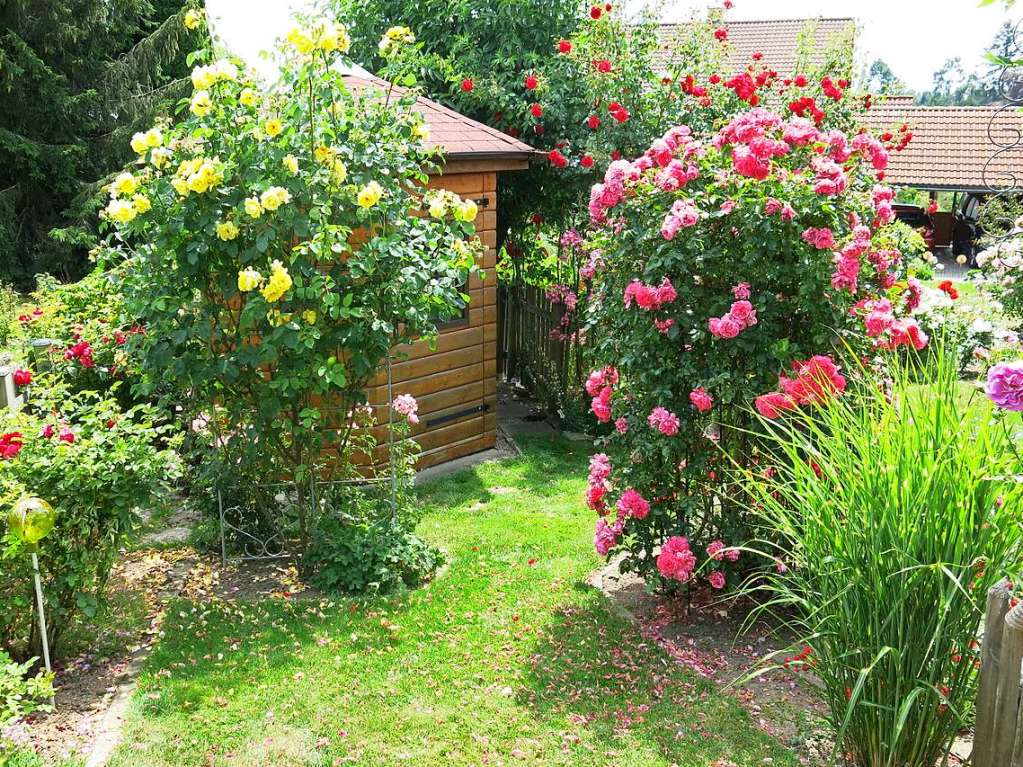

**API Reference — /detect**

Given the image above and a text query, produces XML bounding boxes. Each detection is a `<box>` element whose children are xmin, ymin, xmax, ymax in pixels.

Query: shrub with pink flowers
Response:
<box><xmin>580</xmin><ymin>103</ymin><xmax>925</xmax><ymax>586</ymax></box>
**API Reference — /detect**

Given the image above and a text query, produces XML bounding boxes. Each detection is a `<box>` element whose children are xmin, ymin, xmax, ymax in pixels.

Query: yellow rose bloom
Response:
<box><xmin>302</xmin><ymin>310</ymin><xmax>317</xmax><ymax>324</ymax></box>
<box><xmin>187</xmin><ymin>172</ymin><xmax>209</xmax><ymax>194</ymax></box>
<box><xmin>264</xmin><ymin>118</ymin><xmax>283</xmax><ymax>138</ymax></box>
<box><xmin>144</xmin><ymin>128</ymin><xmax>162</xmax><ymax>148</ymax></box>
<box><xmin>190</xmin><ymin>90</ymin><xmax>212</xmax><ymax>117</ymax></box>
<box><xmin>283</xmin><ymin>155</ymin><xmax>299</xmax><ymax>175</ymax></box>
<box><xmin>330</xmin><ymin>159</ymin><xmax>348</xmax><ymax>184</ymax></box>
<box><xmin>151</xmin><ymin>147</ymin><xmax>172</xmax><ymax>169</ymax></box>
<box><xmin>454</xmin><ymin>199</ymin><xmax>478</xmax><ymax>223</ymax></box>
<box><xmin>171</xmin><ymin>177</ymin><xmax>189</xmax><ymax>196</ymax></box>
<box><xmin>379</xmin><ymin>25</ymin><xmax>415</xmax><ymax>57</ymax></box>
<box><xmin>237</xmin><ymin>267</ymin><xmax>263</xmax><ymax>292</ymax></box>
<box><xmin>260</xmin><ymin>260</ymin><xmax>293</xmax><ymax>302</ymax></box>
<box><xmin>213</xmin><ymin>59</ymin><xmax>238</xmax><ymax>81</ymax></box>
<box><xmin>111</xmin><ymin>172</ymin><xmax>137</xmax><ymax>197</ymax></box>
<box><xmin>191</xmin><ymin>65</ymin><xmax>217</xmax><ymax>90</ymax></box>
<box><xmin>260</xmin><ymin>186</ymin><xmax>291</xmax><ymax>211</ymax></box>
<box><xmin>130</xmin><ymin>132</ymin><xmax>148</xmax><ymax>154</ymax></box>
<box><xmin>217</xmin><ymin>221</ymin><xmax>240</xmax><ymax>241</ymax></box>
<box><xmin>413</xmin><ymin>123</ymin><xmax>431</xmax><ymax>143</ymax></box>
<box><xmin>314</xmin><ymin>145</ymin><xmax>333</xmax><ymax>164</ymax></box>
<box><xmin>105</xmin><ymin>199</ymin><xmax>136</xmax><ymax>224</ymax></box>
<box><xmin>244</xmin><ymin>197</ymin><xmax>263</xmax><ymax>218</ymax></box>
<box><xmin>131</xmin><ymin>194</ymin><xmax>152</xmax><ymax>214</ymax></box>
<box><xmin>287</xmin><ymin>27</ymin><xmax>315</xmax><ymax>54</ymax></box>
<box><xmin>428</xmin><ymin>197</ymin><xmax>448</xmax><ymax>219</ymax></box>
<box><xmin>183</xmin><ymin>8</ymin><xmax>202</xmax><ymax>30</ymax></box>
<box><xmin>357</xmin><ymin>181</ymin><xmax>384</xmax><ymax>208</ymax></box>
<box><xmin>239</xmin><ymin>88</ymin><xmax>258</xmax><ymax>107</ymax></box>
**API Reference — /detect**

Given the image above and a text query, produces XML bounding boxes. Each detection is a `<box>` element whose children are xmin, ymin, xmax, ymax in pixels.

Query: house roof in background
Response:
<box><xmin>653</xmin><ymin>17</ymin><xmax>856</xmax><ymax>74</ymax></box>
<box><xmin>342</xmin><ymin>74</ymin><xmax>536</xmax><ymax>164</ymax></box>
<box><xmin>863</xmin><ymin>104</ymin><xmax>1023</xmax><ymax>192</ymax></box>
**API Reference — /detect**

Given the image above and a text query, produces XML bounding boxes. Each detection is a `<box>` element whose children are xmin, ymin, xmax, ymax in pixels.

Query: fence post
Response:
<box><xmin>975</xmin><ymin>582</ymin><xmax>1013</xmax><ymax>767</ymax></box>
<box><xmin>993</xmin><ymin>597</ymin><xmax>1023</xmax><ymax>767</ymax></box>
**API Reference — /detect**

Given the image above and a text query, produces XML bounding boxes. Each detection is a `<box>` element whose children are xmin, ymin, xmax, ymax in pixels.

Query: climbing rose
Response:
<box><xmin>648</xmin><ymin>406</ymin><xmax>680</xmax><ymax>436</ymax></box>
<box><xmin>594</xmin><ymin>517</ymin><xmax>623</xmax><ymax>555</ymax></box>
<box><xmin>657</xmin><ymin>536</ymin><xmax>696</xmax><ymax>581</ymax></box>
<box><xmin>391</xmin><ymin>393</ymin><xmax>419</xmax><ymax>424</ymax></box>
<box><xmin>780</xmin><ymin>355</ymin><xmax>847</xmax><ymax>405</ymax></box>
<box><xmin>755</xmin><ymin>391</ymin><xmax>798</xmax><ymax>419</ymax></box>
<box><xmin>986</xmin><ymin>361</ymin><xmax>1023</xmax><ymax>411</ymax></box>
<box><xmin>689</xmin><ymin>388</ymin><xmax>713</xmax><ymax>412</ymax></box>
<box><xmin>616</xmin><ymin>488</ymin><xmax>650</xmax><ymax>519</ymax></box>
<box><xmin>802</xmin><ymin>227</ymin><xmax>836</xmax><ymax>250</ymax></box>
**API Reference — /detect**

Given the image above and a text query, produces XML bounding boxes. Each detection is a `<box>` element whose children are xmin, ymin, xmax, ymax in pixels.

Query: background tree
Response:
<box><xmin>0</xmin><ymin>0</ymin><xmax>203</xmax><ymax>285</ymax></box>
<box><xmin>863</xmin><ymin>58</ymin><xmax>908</xmax><ymax>95</ymax></box>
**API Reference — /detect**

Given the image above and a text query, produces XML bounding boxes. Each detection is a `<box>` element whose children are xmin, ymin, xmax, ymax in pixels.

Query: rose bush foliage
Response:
<box><xmin>580</xmin><ymin>104</ymin><xmax>927</xmax><ymax>586</ymax></box>
<box><xmin>100</xmin><ymin>17</ymin><xmax>480</xmax><ymax>553</ymax></box>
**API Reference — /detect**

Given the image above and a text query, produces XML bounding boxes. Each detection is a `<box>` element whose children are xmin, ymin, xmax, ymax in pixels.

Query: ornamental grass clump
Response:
<box><xmin>743</xmin><ymin>348</ymin><xmax>1023</xmax><ymax>767</ymax></box>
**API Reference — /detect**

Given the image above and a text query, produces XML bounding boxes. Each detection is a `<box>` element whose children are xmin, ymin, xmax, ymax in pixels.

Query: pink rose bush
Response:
<box><xmin>580</xmin><ymin>103</ymin><xmax>922</xmax><ymax>586</ymax></box>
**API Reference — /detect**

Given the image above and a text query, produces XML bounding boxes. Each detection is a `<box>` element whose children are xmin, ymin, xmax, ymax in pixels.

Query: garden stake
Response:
<box><xmin>31</xmin><ymin>552</ymin><xmax>52</xmax><ymax>680</ymax></box>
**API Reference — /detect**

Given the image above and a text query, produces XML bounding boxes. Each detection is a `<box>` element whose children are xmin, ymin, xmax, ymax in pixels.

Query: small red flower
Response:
<box><xmin>708</xmin><ymin>73</ymin><xmax>721</xmax><ymax>84</ymax></box>
<box><xmin>547</xmin><ymin>149</ymin><xmax>568</xmax><ymax>168</ymax></box>
<box><xmin>939</xmin><ymin>280</ymin><xmax>959</xmax><ymax>300</ymax></box>
<box><xmin>794</xmin><ymin>74</ymin><xmax>807</xmax><ymax>87</ymax></box>
<box><xmin>460</xmin><ymin>78</ymin><xmax>474</xmax><ymax>92</ymax></box>
<box><xmin>580</xmin><ymin>154</ymin><xmax>594</xmax><ymax>168</ymax></box>
<box><xmin>524</xmin><ymin>73</ymin><xmax>538</xmax><ymax>90</ymax></box>
<box><xmin>586</xmin><ymin>114</ymin><xmax>601</xmax><ymax>130</ymax></box>
<box><xmin>752</xmin><ymin>51</ymin><xmax>762</xmax><ymax>60</ymax></box>
<box><xmin>593</xmin><ymin>59</ymin><xmax>612</xmax><ymax>73</ymax></box>
<box><xmin>529</xmin><ymin>102</ymin><xmax>543</xmax><ymax>118</ymax></box>
<box><xmin>13</xmin><ymin>369</ymin><xmax>32</xmax><ymax>387</ymax></box>
<box><xmin>714</xmin><ymin>27</ymin><xmax>727</xmax><ymax>41</ymax></box>
<box><xmin>58</xmin><ymin>427</ymin><xmax>75</xmax><ymax>444</ymax></box>
<box><xmin>0</xmin><ymin>432</ymin><xmax>23</xmax><ymax>459</ymax></box>
<box><xmin>558</xmin><ymin>39</ymin><xmax>572</xmax><ymax>54</ymax></box>
<box><xmin>590</xmin><ymin>5</ymin><xmax>602</xmax><ymax>19</ymax></box>
<box><xmin>529</xmin><ymin>213</ymin><xmax>544</xmax><ymax>225</ymax></box>
<box><xmin>723</xmin><ymin>0</ymin><xmax>733</xmax><ymax>7</ymax></box>
<box><xmin>928</xmin><ymin>200</ymin><xmax>938</xmax><ymax>215</ymax></box>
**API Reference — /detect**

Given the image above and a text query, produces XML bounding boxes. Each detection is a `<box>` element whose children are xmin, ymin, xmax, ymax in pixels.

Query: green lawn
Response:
<box><xmin>106</xmin><ymin>434</ymin><xmax>797</xmax><ymax>767</ymax></box>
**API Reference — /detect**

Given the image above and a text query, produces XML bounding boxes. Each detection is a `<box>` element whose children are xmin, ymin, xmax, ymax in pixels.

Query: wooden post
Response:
<box><xmin>976</xmin><ymin>582</ymin><xmax>1013</xmax><ymax>767</ymax></box>
<box><xmin>992</xmin><ymin>598</ymin><xmax>1023</xmax><ymax>767</ymax></box>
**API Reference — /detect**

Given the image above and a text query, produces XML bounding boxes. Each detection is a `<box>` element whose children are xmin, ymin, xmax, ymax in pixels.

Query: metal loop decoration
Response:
<box><xmin>981</xmin><ymin>20</ymin><xmax>1023</xmax><ymax>242</ymax></box>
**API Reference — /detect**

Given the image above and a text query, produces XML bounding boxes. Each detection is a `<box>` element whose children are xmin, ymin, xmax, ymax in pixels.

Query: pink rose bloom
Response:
<box><xmin>728</xmin><ymin>300</ymin><xmax>757</xmax><ymax>327</ymax></box>
<box><xmin>670</xmin><ymin>199</ymin><xmax>699</xmax><ymax>227</ymax></box>
<box><xmin>782</xmin><ymin>356</ymin><xmax>848</xmax><ymax>405</ymax></box>
<box><xmin>888</xmin><ymin>318</ymin><xmax>929</xmax><ymax>350</ymax></box>
<box><xmin>708</xmin><ymin>571</ymin><xmax>726</xmax><ymax>590</ymax></box>
<box><xmin>720</xmin><ymin>199</ymin><xmax>736</xmax><ymax>214</ymax></box>
<box><xmin>617</xmin><ymin>488</ymin><xmax>651</xmax><ymax>519</ymax></box>
<box><xmin>41</xmin><ymin>424</ymin><xmax>55</xmax><ymax>439</ymax></box>
<box><xmin>654</xmin><ymin>318</ymin><xmax>674</xmax><ymax>334</ymax></box>
<box><xmin>58</xmin><ymin>427</ymin><xmax>75</xmax><ymax>444</ymax></box>
<box><xmin>706</xmin><ymin>539</ymin><xmax>726</xmax><ymax>560</ymax></box>
<box><xmin>392</xmin><ymin>393</ymin><xmax>420</xmax><ymax>424</ymax></box>
<box><xmin>732</xmin><ymin>146</ymin><xmax>770</xmax><ymax>180</ymax></box>
<box><xmin>648</xmin><ymin>406</ymin><xmax>680</xmax><ymax>436</ymax></box>
<box><xmin>594</xmin><ymin>518</ymin><xmax>623</xmax><ymax>556</ymax></box>
<box><xmin>591</xmin><ymin>386</ymin><xmax>613</xmax><ymax>423</ymax></box>
<box><xmin>780</xmin><ymin>203</ymin><xmax>796</xmax><ymax>221</ymax></box>
<box><xmin>801</xmin><ymin>227</ymin><xmax>835</xmax><ymax>250</ymax></box>
<box><xmin>755</xmin><ymin>391</ymin><xmax>798</xmax><ymax>419</ymax></box>
<box><xmin>689</xmin><ymin>387</ymin><xmax>713</xmax><ymax>413</ymax></box>
<box><xmin>732</xmin><ymin>282</ymin><xmax>751</xmax><ymax>300</ymax></box>
<box><xmin>709</xmin><ymin>315</ymin><xmax>741</xmax><ymax>339</ymax></box>
<box><xmin>657</xmin><ymin>536</ymin><xmax>696</xmax><ymax>581</ymax></box>
<box><xmin>864</xmin><ymin>310</ymin><xmax>894</xmax><ymax>337</ymax></box>
<box><xmin>614</xmin><ymin>416</ymin><xmax>629</xmax><ymax>433</ymax></box>
<box><xmin>986</xmin><ymin>361</ymin><xmax>1023</xmax><ymax>411</ymax></box>
<box><xmin>764</xmin><ymin>198</ymin><xmax>783</xmax><ymax>216</ymax></box>
<box><xmin>585</xmin><ymin>484</ymin><xmax>607</xmax><ymax>511</ymax></box>
<box><xmin>660</xmin><ymin>213</ymin><xmax>682</xmax><ymax>241</ymax></box>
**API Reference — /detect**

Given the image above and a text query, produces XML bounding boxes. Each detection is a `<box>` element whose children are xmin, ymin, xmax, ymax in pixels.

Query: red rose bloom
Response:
<box><xmin>0</xmin><ymin>432</ymin><xmax>23</xmax><ymax>459</ymax></box>
<box><xmin>794</xmin><ymin>74</ymin><xmax>807</xmax><ymax>87</ymax></box>
<box><xmin>590</xmin><ymin>5</ymin><xmax>602</xmax><ymax>18</ymax></box>
<box><xmin>708</xmin><ymin>73</ymin><xmax>720</xmax><ymax>84</ymax></box>
<box><xmin>714</xmin><ymin>27</ymin><xmax>727</xmax><ymax>41</ymax></box>
<box><xmin>939</xmin><ymin>280</ymin><xmax>959</xmax><ymax>300</ymax></box>
<box><xmin>524</xmin><ymin>73</ymin><xmax>538</xmax><ymax>90</ymax></box>
<box><xmin>594</xmin><ymin>59</ymin><xmax>612</xmax><ymax>73</ymax></box>
<box><xmin>580</xmin><ymin>154</ymin><xmax>594</xmax><ymax>168</ymax></box>
<box><xmin>558</xmin><ymin>39</ymin><xmax>572</xmax><ymax>54</ymax></box>
<box><xmin>586</xmin><ymin>114</ymin><xmax>601</xmax><ymax>130</ymax></box>
<box><xmin>13</xmin><ymin>369</ymin><xmax>32</xmax><ymax>387</ymax></box>
<box><xmin>547</xmin><ymin>149</ymin><xmax>568</xmax><ymax>168</ymax></box>
<box><xmin>928</xmin><ymin>200</ymin><xmax>938</xmax><ymax>214</ymax></box>
<box><xmin>529</xmin><ymin>102</ymin><xmax>543</xmax><ymax>118</ymax></box>
<box><xmin>460</xmin><ymin>78</ymin><xmax>474</xmax><ymax>92</ymax></box>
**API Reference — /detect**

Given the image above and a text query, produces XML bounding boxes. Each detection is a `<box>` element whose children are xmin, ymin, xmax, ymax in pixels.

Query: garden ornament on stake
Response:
<box><xmin>7</xmin><ymin>497</ymin><xmax>56</xmax><ymax>682</ymax></box>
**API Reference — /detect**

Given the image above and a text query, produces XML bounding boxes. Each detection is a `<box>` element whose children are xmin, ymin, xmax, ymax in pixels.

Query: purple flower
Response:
<box><xmin>986</xmin><ymin>361</ymin><xmax>1023</xmax><ymax>411</ymax></box>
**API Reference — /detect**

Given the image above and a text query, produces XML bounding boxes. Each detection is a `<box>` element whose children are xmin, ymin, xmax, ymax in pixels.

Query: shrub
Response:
<box><xmin>0</xmin><ymin>389</ymin><xmax>176</xmax><ymax>658</ymax></box>
<box><xmin>100</xmin><ymin>15</ymin><xmax>480</xmax><ymax>557</ymax></box>
<box><xmin>579</xmin><ymin>103</ymin><xmax>919</xmax><ymax>586</ymax></box>
<box><xmin>1</xmin><ymin>651</ymin><xmax>52</xmax><ymax>726</ymax></box>
<box><xmin>741</xmin><ymin>348</ymin><xmax>1023</xmax><ymax>767</ymax></box>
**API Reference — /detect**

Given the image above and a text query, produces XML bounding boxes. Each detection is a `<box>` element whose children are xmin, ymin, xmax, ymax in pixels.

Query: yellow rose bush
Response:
<box><xmin>100</xmin><ymin>16</ymin><xmax>479</xmax><ymax>555</ymax></box>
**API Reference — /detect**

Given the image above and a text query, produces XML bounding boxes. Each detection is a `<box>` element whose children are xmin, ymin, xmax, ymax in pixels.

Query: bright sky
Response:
<box><xmin>207</xmin><ymin>0</ymin><xmax>1020</xmax><ymax>92</ymax></box>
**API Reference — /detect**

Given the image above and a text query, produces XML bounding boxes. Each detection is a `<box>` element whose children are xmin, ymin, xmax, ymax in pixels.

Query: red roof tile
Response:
<box><xmin>654</xmin><ymin>17</ymin><xmax>855</xmax><ymax>75</ymax></box>
<box><xmin>342</xmin><ymin>74</ymin><xmax>536</xmax><ymax>162</ymax></box>
<box><xmin>863</xmin><ymin>104</ymin><xmax>1023</xmax><ymax>191</ymax></box>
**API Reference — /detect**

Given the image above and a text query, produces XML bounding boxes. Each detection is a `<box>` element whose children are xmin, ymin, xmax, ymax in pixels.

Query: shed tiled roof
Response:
<box><xmin>342</xmin><ymin>74</ymin><xmax>536</xmax><ymax>162</ymax></box>
<box><xmin>863</xmin><ymin>104</ymin><xmax>1023</xmax><ymax>191</ymax></box>
<box><xmin>654</xmin><ymin>17</ymin><xmax>855</xmax><ymax>74</ymax></box>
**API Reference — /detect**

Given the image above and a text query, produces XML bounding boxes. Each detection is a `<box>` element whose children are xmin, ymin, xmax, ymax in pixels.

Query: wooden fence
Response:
<box><xmin>498</xmin><ymin>284</ymin><xmax>571</xmax><ymax>406</ymax></box>
<box><xmin>974</xmin><ymin>582</ymin><xmax>1023</xmax><ymax>767</ymax></box>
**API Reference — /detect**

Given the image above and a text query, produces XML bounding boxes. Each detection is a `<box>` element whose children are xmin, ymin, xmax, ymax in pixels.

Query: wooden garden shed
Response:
<box><xmin>344</xmin><ymin>75</ymin><xmax>536</xmax><ymax>469</ymax></box>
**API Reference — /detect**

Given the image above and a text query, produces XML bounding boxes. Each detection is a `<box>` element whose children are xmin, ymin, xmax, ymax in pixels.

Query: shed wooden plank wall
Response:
<box><xmin>365</xmin><ymin>169</ymin><xmax>499</xmax><ymax>469</ymax></box>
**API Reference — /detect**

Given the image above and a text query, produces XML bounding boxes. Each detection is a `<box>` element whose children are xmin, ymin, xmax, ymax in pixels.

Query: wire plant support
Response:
<box><xmin>217</xmin><ymin>355</ymin><xmax>401</xmax><ymax>565</ymax></box>
<box><xmin>981</xmin><ymin>20</ymin><xmax>1023</xmax><ymax>240</ymax></box>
